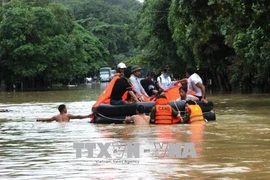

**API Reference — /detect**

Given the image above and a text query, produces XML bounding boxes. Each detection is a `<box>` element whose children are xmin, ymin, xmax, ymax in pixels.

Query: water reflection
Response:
<box><xmin>100</xmin><ymin>82</ymin><xmax>110</xmax><ymax>92</ymax></box>
<box><xmin>0</xmin><ymin>89</ymin><xmax>270</xmax><ymax>179</ymax></box>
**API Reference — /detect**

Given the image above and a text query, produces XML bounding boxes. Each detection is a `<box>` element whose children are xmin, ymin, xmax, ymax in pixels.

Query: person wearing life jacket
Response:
<box><xmin>177</xmin><ymin>84</ymin><xmax>199</xmax><ymax>101</ymax></box>
<box><xmin>110</xmin><ymin>66</ymin><xmax>140</xmax><ymax>105</ymax></box>
<box><xmin>92</xmin><ymin>62</ymin><xmax>127</xmax><ymax>108</ymax></box>
<box><xmin>183</xmin><ymin>100</ymin><xmax>205</xmax><ymax>124</ymax></box>
<box><xmin>150</xmin><ymin>95</ymin><xmax>181</xmax><ymax>124</ymax></box>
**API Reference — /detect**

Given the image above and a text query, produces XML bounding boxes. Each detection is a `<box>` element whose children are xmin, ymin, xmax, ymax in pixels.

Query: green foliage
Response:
<box><xmin>166</xmin><ymin>0</ymin><xmax>270</xmax><ymax>91</ymax></box>
<box><xmin>136</xmin><ymin>0</ymin><xmax>184</xmax><ymax>77</ymax></box>
<box><xmin>55</xmin><ymin>0</ymin><xmax>141</xmax><ymax>66</ymax></box>
<box><xmin>1</xmin><ymin>0</ymin><xmax>269</xmax><ymax>92</ymax></box>
<box><xmin>0</xmin><ymin>0</ymin><xmax>106</xmax><ymax>87</ymax></box>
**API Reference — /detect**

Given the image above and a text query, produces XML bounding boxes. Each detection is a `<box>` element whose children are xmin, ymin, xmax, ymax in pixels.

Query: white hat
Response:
<box><xmin>117</xmin><ymin>62</ymin><xmax>127</xmax><ymax>69</ymax></box>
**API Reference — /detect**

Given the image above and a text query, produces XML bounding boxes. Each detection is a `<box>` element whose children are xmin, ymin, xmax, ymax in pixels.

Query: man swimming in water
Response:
<box><xmin>36</xmin><ymin>104</ymin><xmax>90</xmax><ymax>122</ymax></box>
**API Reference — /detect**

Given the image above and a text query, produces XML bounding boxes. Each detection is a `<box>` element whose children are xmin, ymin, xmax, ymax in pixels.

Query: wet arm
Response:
<box><xmin>69</xmin><ymin>114</ymin><xmax>90</xmax><ymax>119</ymax></box>
<box><xmin>36</xmin><ymin>116</ymin><xmax>57</xmax><ymax>122</ymax></box>
<box><xmin>124</xmin><ymin>116</ymin><xmax>134</xmax><ymax>124</ymax></box>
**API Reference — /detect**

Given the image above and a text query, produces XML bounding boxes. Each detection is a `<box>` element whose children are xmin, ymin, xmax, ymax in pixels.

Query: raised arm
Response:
<box><xmin>68</xmin><ymin>114</ymin><xmax>90</xmax><ymax>119</ymax></box>
<box><xmin>174</xmin><ymin>78</ymin><xmax>188</xmax><ymax>85</ymax></box>
<box><xmin>36</xmin><ymin>116</ymin><xmax>57</xmax><ymax>122</ymax></box>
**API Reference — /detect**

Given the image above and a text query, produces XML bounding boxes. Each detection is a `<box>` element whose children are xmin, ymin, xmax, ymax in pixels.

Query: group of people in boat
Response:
<box><xmin>110</xmin><ymin>62</ymin><xmax>207</xmax><ymax>125</ymax></box>
<box><xmin>36</xmin><ymin>62</ymin><xmax>207</xmax><ymax>125</ymax></box>
<box><xmin>110</xmin><ymin>63</ymin><xmax>206</xmax><ymax>105</ymax></box>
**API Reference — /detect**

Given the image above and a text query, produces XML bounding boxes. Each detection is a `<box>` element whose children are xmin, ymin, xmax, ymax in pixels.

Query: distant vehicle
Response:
<box><xmin>99</xmin><ymin>67</ymin><xmax>112</xmax><ymax>82</ymax></box>
<box><xmin>111</xmin><ymin>69</ymin><xmax>116</xmax><ymax>79</ymax></box>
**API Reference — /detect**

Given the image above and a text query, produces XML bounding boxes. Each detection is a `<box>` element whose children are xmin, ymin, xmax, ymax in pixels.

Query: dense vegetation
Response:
<box><xmin>0</xmin><ymin>0</ymin><xmax>141</xmax><ymax>89</ymax></box>
<box><xmin>0</xmin><ymin>0</ymin><xmax>269</xmax><ymax>92</ymax></box>
<box><xmin>137</xmin><ymin>0</ymin><xmax>270</xmax><ymax>92</ymax></box>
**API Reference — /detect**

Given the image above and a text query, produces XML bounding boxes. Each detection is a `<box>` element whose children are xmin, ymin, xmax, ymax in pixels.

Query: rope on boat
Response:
<box><xmin>97</xmin><ymin>101</ymin><xmax>213</xmax><ymax>121</ymax></box>
<box><xmin>97</xmin><ymin>103</ymin><xmax>187</xmax><ymax>121</ymax></box>
<box><xmin>173</xmin><ymin>100</ymin><xmax>186</xmax><ymax>113</ymax></box>
<box><xmin>97</xmin><ymin>112</ymin><xmax>126</xmax><ymax>121</ymax></box>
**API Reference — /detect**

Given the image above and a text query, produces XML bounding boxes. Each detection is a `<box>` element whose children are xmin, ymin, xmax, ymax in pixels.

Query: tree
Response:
<box><xmin>56</xmin><ymin>0</ymin><xmax>142</xmax><ymax>66</ymax></box>
<box><xmin>0</xmin><ymin>0</ymin><xmax>107</xmax><ymax>88</ymax></box>
<box><xmin>135</xmin><ymin>0</ymin><xmax>183</xmax><ymax>77</ymax></box>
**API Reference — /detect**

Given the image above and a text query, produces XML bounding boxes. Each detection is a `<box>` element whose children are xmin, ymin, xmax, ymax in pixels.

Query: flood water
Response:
<box><xmin>0</xmin><ymin>83</ymin><xmax>270</xmax><ymax>179</ymax></box>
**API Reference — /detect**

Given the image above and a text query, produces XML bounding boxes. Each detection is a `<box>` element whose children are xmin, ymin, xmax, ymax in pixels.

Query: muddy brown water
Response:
<box><xmin>0</xmin><ymin>83</ymin><xmax>270</xmax><ymax>179</ymax></box>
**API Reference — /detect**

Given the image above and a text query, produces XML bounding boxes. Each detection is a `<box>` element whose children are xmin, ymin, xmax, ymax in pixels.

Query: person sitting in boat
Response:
<box><xmin>186</xmin><ymin>67</ymin><xmax>206</xmax><ymax>101</ymax></box>
<box><xmin>140</xmin><ymin>71</ymin><xmax>158</xmax><ymax>97</ymax></box>
<box><xmin>177</xmin><ymin>84</ymin><xmax>199</xmax><ymax>101</ymax></box>
<box><xmin>110</xmin><ymin>66</ymin><xmax>140</xmax><ymax>105</ymax></box>
<box><xmin>116</xmin><ymin>62</ymin><xmax>127</xmax><ymax>77</ymax></box>
<box><xmin>157</xmin><ymin>68</ymin><xmax>186</xmax><ymax>92</ymax></box>
<box><xmin>124</xmin><ymin>105</ymin><xmax>150</xmax><ymax>125</ymax></box>
<box><xmin>150</xmin><ymin>95</ymin><xmax>182</xmax><ymax>124</ymax></box>
<box><xmin>182</xmin><ymin>100</ymin><xmax>206</xmax><ymax>124</ymax></box>
<box><xmin>156</xmin><ymin>68</ymin><xmax>174</xmax><ymax>92</ymax></box>
<box><xmin>130</xmin><ymin>65</ymin><xmax>149</xmax><ymax>102</ymax></box>
<box><xmin>36</xmin><ymin>104</ymin><xmax>90</xmax><ymax>123</ymax></box>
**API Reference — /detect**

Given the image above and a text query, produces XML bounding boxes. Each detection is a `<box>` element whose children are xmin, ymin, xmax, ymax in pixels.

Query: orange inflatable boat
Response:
<box><xmin>90</xmin><ymin>77</ymin><xmax>215</xmax><ymax>124</ymax></box>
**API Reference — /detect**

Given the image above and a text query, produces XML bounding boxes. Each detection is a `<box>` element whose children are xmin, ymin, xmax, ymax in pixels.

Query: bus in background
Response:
<box><xmin>99</xmin><ymin>67</ymin><xmax>112</xmax><ymax>82</ymax></box>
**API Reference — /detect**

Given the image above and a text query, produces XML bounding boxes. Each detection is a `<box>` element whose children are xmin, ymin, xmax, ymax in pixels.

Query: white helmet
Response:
<box><xmin>117</xmin><ymin>62</ymin><xmax>127</xmax><ymax>69</ymax></box>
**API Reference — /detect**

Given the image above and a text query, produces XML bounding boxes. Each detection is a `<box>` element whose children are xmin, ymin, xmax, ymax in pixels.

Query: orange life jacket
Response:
<box><xmin>186</xmin><ymin>104</ymin><xmax>205</xmax><ymax>124</ymax></box>
<box><xmin>93</xmin><ymin>74</ymin><xmax>120</xmax><ymax>107</ymax></box>
<box><xmin>154</xmin><ymin>97</ymin><xmax>180</xmax><ymax>124</ymax></box>
<box><xmin>155</xmin><ymin>104</ymin><xmax>173</xmax><ymax>124</ymax></box>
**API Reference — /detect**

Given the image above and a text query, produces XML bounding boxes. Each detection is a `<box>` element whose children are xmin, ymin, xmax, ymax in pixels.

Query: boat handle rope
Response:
<box><xmin>96</xmin><ymin>111</ymin><xmax>211</xmax><ymax>122</ymax></box>
<box><xmin>97</xmin><ymin>112</ymin><xmax>126</xmax><ymax>121</ymax></box>
<box><xmin>173</xmin><ymin>101</ymin><xmax>188</xmax><ymax>118</ymax></box>
<box><xmin>96</xmin><ymin>103</ymin><xmax>192</xmax><ymax>122</ymax></box>
<box><xmin>173</xmin><ymin>101</ymin><xmax>186</xmax><ymax>113</ymax></box>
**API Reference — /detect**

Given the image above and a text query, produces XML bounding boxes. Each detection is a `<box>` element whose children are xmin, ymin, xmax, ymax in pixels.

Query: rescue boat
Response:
<box><xmin>90</xmin><ymin>74</ymin><xmax>216</xmax><ymax>124</ymax></box>
<box><xmin>91</xmin><ymin>100</ymin><xmax>215</xmax><ymax>124</ymax></box>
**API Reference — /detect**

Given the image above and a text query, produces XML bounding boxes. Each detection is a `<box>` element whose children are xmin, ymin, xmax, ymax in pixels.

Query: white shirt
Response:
<box><xmin>157</xmin><ymin>74</ymin><xmax>173</xmax><ymax>90</ymax></box>
<box><xmin>130</xmin><ymin>74</ymin><xmax>148</xmax><ymax>98</ymax></box>
<box><xmin>187</xmin><ymin>73</ymin><xmax>203</xmax><ymax>96</ymax></box>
